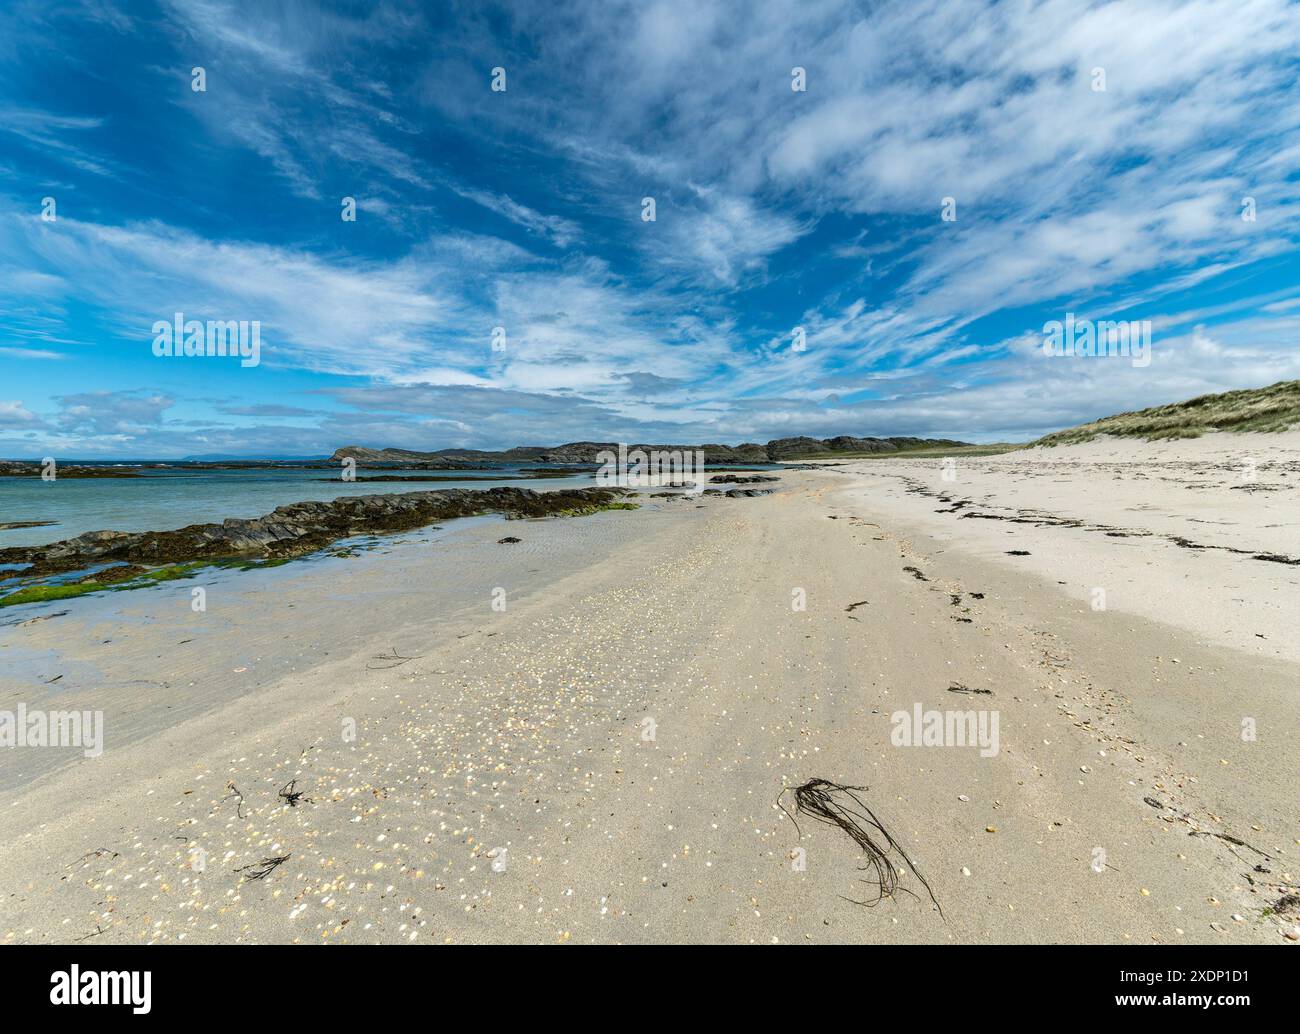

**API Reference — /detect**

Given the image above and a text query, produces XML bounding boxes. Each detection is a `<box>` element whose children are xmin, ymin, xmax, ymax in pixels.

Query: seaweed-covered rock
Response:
<box><xmin>0</xmin><ymin>487</ymin><xmax>629</xmax><ymax>575</ymax></box>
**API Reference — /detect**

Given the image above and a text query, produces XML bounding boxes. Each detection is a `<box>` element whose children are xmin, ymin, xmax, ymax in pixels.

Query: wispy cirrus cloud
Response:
<box><xmin>0</xmin><ymin>107</ymin><xmax>113</xmax><ymax>177</ymax></box>
<box><xmin>0</xmin><ymin>346</ymin><xmax>66</xmax><ymax>360</ymax></box>
<box><xmin>452</xmin><ymin>187</ymin><xmax>582</xmax><ymax>248</ymax></box>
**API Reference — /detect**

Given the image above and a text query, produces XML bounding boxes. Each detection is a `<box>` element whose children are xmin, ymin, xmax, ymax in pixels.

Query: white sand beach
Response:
<box><xmin>1</xmin><ymin>436</ymin><xmax>1296</xmax><ymax>944</ymax></box>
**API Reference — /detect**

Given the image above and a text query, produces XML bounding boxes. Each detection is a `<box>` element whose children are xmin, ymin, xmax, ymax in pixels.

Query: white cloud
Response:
<box><xmin>453</xmin><ymin>187</ymin><xmax>582</xmax><ymax>247</ymax></box>
<box><xmin>0</xmin><ymin>400</ymin><xmax>40</xmax><ymax>427</ymax></box>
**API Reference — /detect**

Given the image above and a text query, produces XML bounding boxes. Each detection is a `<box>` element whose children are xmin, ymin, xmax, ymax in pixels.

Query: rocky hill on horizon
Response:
<box><xmin>331</xmin><ymin>435</ymin><xmax>971</xmax><ymax>467</ymax></box>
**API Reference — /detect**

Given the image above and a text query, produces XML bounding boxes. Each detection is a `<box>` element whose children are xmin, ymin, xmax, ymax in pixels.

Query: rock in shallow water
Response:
<box><xmin>0</xmin><ymin>486</ymin><xmax>629</xmax><ymax>575</ymax></box>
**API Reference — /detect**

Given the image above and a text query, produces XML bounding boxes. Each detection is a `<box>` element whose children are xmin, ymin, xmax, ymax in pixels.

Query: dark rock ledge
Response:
<box><xmin>0</xmin><ymin>486</ymin><xmax>629</xmax><ymax>577</ymax></box>
<box><xmin>708</xmin><ymin>474</ymin><xmax>780</xmax><ymax>484</ymax></box>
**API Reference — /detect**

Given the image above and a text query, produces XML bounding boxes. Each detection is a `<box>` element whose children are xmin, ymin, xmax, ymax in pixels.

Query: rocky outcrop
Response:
<box><xmin>701</xmin><ymin>487</ymin><xmax>776</xmax><ymax>497</ymax></box>
<box><xmin>321</xmin><ymin>449</ymin><xmax>505</xmax><ymax>470</ymax></box>
<box><xmin>0</xmin><ymin>487</ymin><xmax>629</xmax><ymax>576</ymax></box>
<box><xmin>0</xmin><ymin>461</ymin><xmax>143</xmax><ymax>478</ymax></box>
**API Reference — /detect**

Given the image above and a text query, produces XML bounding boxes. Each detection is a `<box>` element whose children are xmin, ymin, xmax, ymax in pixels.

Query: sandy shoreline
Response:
<box><xmin>0</xmin><ymin>441</ymin><xmax>1296</xmax><ymax>944</ymax></box>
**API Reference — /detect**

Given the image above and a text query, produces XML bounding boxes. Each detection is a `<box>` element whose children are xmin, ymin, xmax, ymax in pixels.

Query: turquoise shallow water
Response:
<box><xmin>0</xmin><ymin>465</ymin><xmax>597</xmax><ymax>548</ymax></box>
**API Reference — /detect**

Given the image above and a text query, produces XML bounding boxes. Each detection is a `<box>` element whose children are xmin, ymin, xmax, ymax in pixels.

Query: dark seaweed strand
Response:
<box><xmin>779</xmin><ymin>778</ymin><xmax>943</xmax><ymax>917</ymax></box>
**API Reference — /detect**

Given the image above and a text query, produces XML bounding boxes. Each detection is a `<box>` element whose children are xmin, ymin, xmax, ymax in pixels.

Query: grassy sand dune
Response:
<box><xmin>1034</xmin><ymin>379</ymin><xmax>1300</xmax><ymax>446</ymax></box>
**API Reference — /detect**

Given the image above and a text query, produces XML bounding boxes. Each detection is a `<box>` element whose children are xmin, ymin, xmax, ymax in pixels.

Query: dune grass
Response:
<box><xmin>1033</xmin><ymin>380</ymin><xmax>1300</xmax><ymax>446</ymax></box>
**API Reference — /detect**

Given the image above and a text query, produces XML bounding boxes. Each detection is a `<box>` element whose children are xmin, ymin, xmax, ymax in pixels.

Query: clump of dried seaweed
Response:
<box><xmin>234</xmin><ymin>854</ymin><xmax>291</xmax><ymax>881</ymax></box>
<box><xmin>278</xmin><ymin>779</ymin><xmax>312</xmax><ymax>807</ymax></box>
<box><xmin>779</xmin><ymin>778</ymin><xmax>942</xmax><ymax>916</ymax></box>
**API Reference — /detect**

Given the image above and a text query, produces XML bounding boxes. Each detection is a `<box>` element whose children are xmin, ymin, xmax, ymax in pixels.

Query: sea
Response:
<box><xmin>0</xmin><ymin>463</ymin><xmax>601</xmax><ymax>549</ymax></box>
<box><xmin>0</xmin><ymin>458</ymin><xmax>777</xmax><ymax>550</ymax></box>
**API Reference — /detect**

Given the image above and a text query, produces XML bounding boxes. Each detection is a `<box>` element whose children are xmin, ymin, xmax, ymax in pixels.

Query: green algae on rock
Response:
<box><xmin>0</xmin><ymin>560</ymin><xmax>212</xmax><ymax>608</ymax></box>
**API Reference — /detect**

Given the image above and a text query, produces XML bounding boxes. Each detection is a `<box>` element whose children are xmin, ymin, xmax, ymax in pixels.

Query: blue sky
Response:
<box><xmin>2</xmin><ymin>0</ymin><xmax>1299</xmax><ymax>458</ymax></box>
